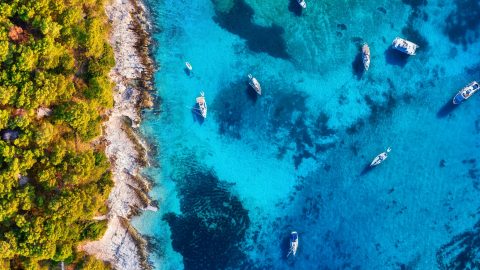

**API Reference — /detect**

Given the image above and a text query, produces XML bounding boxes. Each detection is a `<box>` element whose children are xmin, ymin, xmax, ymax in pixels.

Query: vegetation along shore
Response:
<box><xmin>0</xmin><ymin>0</ymin><xmax>155</xmax><ymax>269</ymax></box>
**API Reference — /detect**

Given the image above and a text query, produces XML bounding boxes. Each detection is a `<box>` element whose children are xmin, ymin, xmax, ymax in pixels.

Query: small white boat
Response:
<box><xmin>185</xmin><ymin>62</ymin><xmax>192</xmax><ymax>71</ymax></box>
<box><xmin>392</xmin><ymin>37</ymin><xmax>419</xmax><ymax>55</ymax></box>
<box><xmin>362</xmin><ymin>43</ymin><xmax>370</xmax><ymax>71</ymax></box>
<box><xmin>452</xmin><ymin>81</ymin><xmax>479</xmax><ymax>104</ymax></box>
<box><xmin>370</xmin><ymin>147</ymin><xmax>391</xmax><ymax>167</ymax></box>
<box><xmin>297</xmin><ymin>0</ymin><xmax>306</xmax><ymax>8</ymax></box>
<box><xmin>287</xmin><ymin>231</ymin><xmax>299</xmax><ymax>257</ymax></box>
<box><xmin>248</xmin><ymin>74</ymin><xmax>262</xmax><ymax>95</ymax></box>
<box><xmin>196</xmin><ymin>92</ymin><xmax>207</xmax><ymax>118</ymax></box>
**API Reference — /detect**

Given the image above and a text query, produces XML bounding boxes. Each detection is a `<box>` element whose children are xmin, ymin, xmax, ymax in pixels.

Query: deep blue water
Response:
<box><xmin>132</xmin><ymin>0</ymin><xmax>480</xmax><ymax>269</ymax></box>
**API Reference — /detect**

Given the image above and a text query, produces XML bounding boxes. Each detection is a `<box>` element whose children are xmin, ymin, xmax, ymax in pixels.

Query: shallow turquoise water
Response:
<box><xmin>132</xmin><ymin>0</ymin><xmax>480</xmax><ymax>269</ymax></box>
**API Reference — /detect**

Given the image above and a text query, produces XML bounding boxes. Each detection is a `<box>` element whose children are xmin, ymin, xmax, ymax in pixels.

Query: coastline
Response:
<box><xmin>81</xmin><ymin>0</ymin><xmax>155</xmax><ymax>269</ymax></box>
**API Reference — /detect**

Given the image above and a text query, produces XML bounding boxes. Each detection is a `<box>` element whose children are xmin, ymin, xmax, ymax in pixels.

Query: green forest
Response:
<box><xmin>0</xmin><ymin>0</ymin><xmax>115</xmax><ymax>269</ymax></box>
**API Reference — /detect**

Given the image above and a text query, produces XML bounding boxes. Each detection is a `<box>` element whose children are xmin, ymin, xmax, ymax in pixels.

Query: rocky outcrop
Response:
<box><xmin>81</xmin><ymin>0</ymin><xmax>155</xmax><ymax>269</ymax></box>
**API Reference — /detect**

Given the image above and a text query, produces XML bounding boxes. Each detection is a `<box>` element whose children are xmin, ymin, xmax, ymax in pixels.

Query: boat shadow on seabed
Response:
<box><xmin>280</xmin><ymin>234</ymin><xmax>297</xmax><ymax>265</ymax></box>
<box><xmin>384</xmin><ymin>47</ymin><xmax>409</xmax><ymax>67</ymax></box>
<box><xmin>288</xmin><ymin>0</ymin><xmax>303</xmax><ymax>17</ymax></box>
<box><xmin>352</xmin><ymin>52</ymin><xmax>365</xmax><ymax>80</ymax></box>
<box><xmin>437</xmin><ymin>99</ymin><xmax>458</xmax><ymax>118</ymax></box>
<box><xmin>184</xmin><ymin>67</ymin><xmax>192</xmax><ymax>76</ymax></box>
<box><xmin>245</xmin><ymin>81</ymin><xmax>259</xmax><ymax>103</ymax></box>
<box><xmin>191</xmin><ymin>103</ymin><xmax>205</xmax><ymax>124</ymax></box>
<box><xmin>360</xmin><ymin>163</ymin><xmax>374</xmax><ymax>176</ymax></box>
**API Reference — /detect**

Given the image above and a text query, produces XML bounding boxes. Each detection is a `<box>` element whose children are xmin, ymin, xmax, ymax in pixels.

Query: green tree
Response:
<box><xmin>0</xmin><ymin>110</ymin><xmax>9</xmax><ymax>130</ymax></box>
<box><xmin>85</xmin><ymin>18</ymin><xmax>105</xmax><ymax>59</ymax></box>
<box><xmin>53</xmin><ymin>101</ymin><xmax>100</xmax><ymax>140</ymax></box>
<box><xmin>0</xmin><ymin>40</ymin><xmax>9</xmax><ymax>63</ymax></box>
<box><xmin>0</xmin><ymin>0</ymin><xmax>115</xmax><ymax>266</ymax></box>
<box><xmin>0</xmin><ymin>85</ymin><xmax>16</xmax><ymax>106</ymax></box>
<box><xmin>84</xmin><ymin>76</ymin><xmax>113</xmax><ymax>108</ymax></box>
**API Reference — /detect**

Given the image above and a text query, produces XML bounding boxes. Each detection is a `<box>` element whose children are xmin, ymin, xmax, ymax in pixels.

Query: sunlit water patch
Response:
<box><xmin>132</xmin><ymin>0</ymin><xmax>480</xmax><ymax>269</ymax></box>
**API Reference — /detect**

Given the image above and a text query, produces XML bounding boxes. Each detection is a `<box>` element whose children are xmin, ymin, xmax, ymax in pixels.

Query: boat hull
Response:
<box><xmin>200</xmin><ymin>105</ymin><xmax>207</xmax><ymax>118</ymax></box>
<box><xmin>370</xmin><ymin>155</ymin><xmax>387</xmax><ymax>166</ymax></box>
<box><xmin>392</xmin><ymin>37</ymin><xmax>418</xmax><ymax>55</ymax></box>
<box><xmin>248</xmin><ymin>74</ymin><xmax>262</xmax><ymax>95</ymax></box>
<box><xmin>452</xmin><ymin>81</ymin><xmax>479</xmax><ymax>105</ymax></box>
<box><xmin>362</xmin><ymin>44</ymin><xmax>370</xmax><ymax>71</ymax></box>
<box><xmin>370</xmin><ymin>148</ymin><xmax>391</xmax><ymax>166</ymax></box>
<box><xmin>249</xmin><ymin>82</ymin><xmax>261</xmax><ymax>95</ymax></box>
<box><xmin>196</xmin><ymin>93</ymin><xmax>207</xmax><ymax>118</ymax></box>
<box><xmin>289</xmin><ymin>231</ymin><xmax>299</xmax><ymax>256</ymax></box>
<box><xmin>297</xmin><ymin>0</ymin><xmax>306</xmax><ymax>8</ymax></box>
<box><xmin>452</xmin><ymin>93</ymin><xmax>465</xmax><ymax>104</ymax></box>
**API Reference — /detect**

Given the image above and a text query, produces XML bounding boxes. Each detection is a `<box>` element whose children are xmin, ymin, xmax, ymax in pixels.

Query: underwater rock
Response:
<box><xmin>164</xmin><ymin>164</ymin><xmax>250</xmax><ymax>270</ymax></box>
<box><xmin>377</xmin><ymin>7</ymin><xmax>387</xmax><ymax>14</ymax></box>
<box><xmin>437</xmin><ymin>221</ymin><xmax>480</xmax><ymax>269</ymax></box>
<box><xmin>444</xmin><ymin>0</ymin><xmax>480</xmax><ymax>45</ymax></box>
<box><xmin>212</xmin><ymin>0</ymin><xmax>289</xmax><ymax>59</ymax></box>
<box><xmin>337</xmin><ymin>23</ymin><xmax>347</xmax><ymax>31</ymax></box>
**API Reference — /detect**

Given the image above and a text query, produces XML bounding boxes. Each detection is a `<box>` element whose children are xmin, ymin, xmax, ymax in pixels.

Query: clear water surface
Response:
<box><xmin>132</xmin><ymin>0</ymin><xmax>480</xmax><ymax>269</ymax></box>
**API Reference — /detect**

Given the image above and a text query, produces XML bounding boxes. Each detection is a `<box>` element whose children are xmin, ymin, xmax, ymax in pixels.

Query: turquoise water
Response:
<box><xmin>132</xmin><ymin>0</ymin><xmax>480</xmax><ymax>269</ymax></box>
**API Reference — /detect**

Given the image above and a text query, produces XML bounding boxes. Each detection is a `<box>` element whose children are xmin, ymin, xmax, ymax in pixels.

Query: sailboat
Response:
<box><xmin>370</xmin><ymin>147</ymin><xmax>391</xmax><ymax>167</ymax></box>
<box><xmin>362</xmin><ymin>43</ymin><xmax>370</xmax><ymax>71</ymax></box>
<box><xmin>287</xmin><ymin>231</ymin><xmax>299</xmax><ymax>257</ymax></box>
<box><xmin>195</xmin><ymin>92</ymin><xmax>207</xmax><ymax>118</ymax></box>
<box><xmin>248</xmin><ymin>74</ymin><xmax>262</xmax><ymax>95</ymax></box>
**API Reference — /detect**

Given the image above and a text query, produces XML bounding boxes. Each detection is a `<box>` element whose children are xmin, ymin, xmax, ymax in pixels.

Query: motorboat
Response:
<box><xmin>287</xmin><ymin>231</ymin><xmax>299</xmax><ymax>257</ymax></box>
<box><xmin>185</xmin><ymin>62</ymin><xmax>192</xmax><ymax>71</ymax></box>
<box><xmin>362</xmin><ymin>43</ymin><xmax>370</xmax><ymax>71</ymax></box>
<box><xmin>195</xmin><ymin>92</ymin><xmax>207</xmax><ymax>118</ymax></box>
<box><xmin>453</xmin><ymin>81</ymin><xmax>479</xmax><ymax>104</ymax></box>
<box><xmin>370</xmin><ymin>147</ymin><xmax>391</xmax><ymax>167</ymax></box>
<box><xmin>392</xmin><ymin>37</ymin><xmax>419</xmax><ymax>55</ymax></box>
<box><xmin>297</xmin><ymin>0</ymin><xmax>306</xmax><ymax>8</ymax></box>
<box><xmin>248</xmin><ymin>74</ymin><xmax>262</xmax><ymax>95</ymax></box>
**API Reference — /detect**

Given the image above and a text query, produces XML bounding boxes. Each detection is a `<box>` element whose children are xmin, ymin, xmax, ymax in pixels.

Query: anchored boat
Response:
<box><xmin>392</xmin><ymin>37</ymin><xmax>419</xmax><ymax>55</ymax></box>
<box><xmin>287</xmin><ymin>231</ymin><xmax>299</xmax><ymax>257</ymax></box>
<box><xmin>362</xmin><ymin>43</ymin><xmax>371</xmax><ymax>71</ymax></box>
<box><xmin>453</xmin><ymin>81</ymin><xmax>479</xmax><ymax>104</ymax></box>
<box><xmin>248</xmin><ymin>74</ymin><xmax>262</xmax><ymax>95</ymax></box>
<box><xmin>185</xmin><ymin>62</ymin><xmax>192</xmax><ymax>71</ymax></box>
<box><xmin>370</xmin><ymin>147</ymin><xmax>391</xmax><ymax>167</ymax></box>
<box><xmin>297</xmin><ymin>0</ymin><xmax>306</xmax><ymax>8</ymax></box>
<box><xmin>196</xmin><ymin>92</ymin><xmax>207</xmax><ymax>119</ymax></box>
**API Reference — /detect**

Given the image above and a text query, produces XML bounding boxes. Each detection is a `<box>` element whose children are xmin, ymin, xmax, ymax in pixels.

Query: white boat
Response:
<box><xmin>452</xmin><ymin>81</ymin><xmax>479</xmax><ymax>104</ymax></box>
<box><xmin>248</xmin><ymin>74</ymin><xmax>262</xmax><ymax>95</ymax></box>
<box><xmin>287</xmin><ymin>231</ymin><xmax>299</xmax><ymax>257</ymax></box>
<box><xmin>370</xmin><ymin>147</ymin><xmax>391</xmax><ymax>167</ymax></box>
<box><xmin>297</xmin><ymin>0</ymin><xmax>306</xmax><ymax>8</ymax></box>
<box><xmin>362</xmin><ymin>43</ymin><xmax>370</xmax><ymax>71</ymax></box>
<box><xmin>391</xmin><ymin>37</ymin><xmax>419</xmax><ymax>55</ymax></box>
<box><xmin>185</xmin><ymin>62</ymin><xmax>192</xmax><ymax>71</ymax></box>
<box><xmin>196</xmin><ymin>92</ymin><xmax>207</xmax><ymax>118</ymax></box>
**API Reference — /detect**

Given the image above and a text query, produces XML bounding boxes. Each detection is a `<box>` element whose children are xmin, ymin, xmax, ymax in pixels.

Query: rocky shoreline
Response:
<box><xmin>81</xmin><ymin>0</ymin><xmax>155</xmax><ymax>269</ymax></box>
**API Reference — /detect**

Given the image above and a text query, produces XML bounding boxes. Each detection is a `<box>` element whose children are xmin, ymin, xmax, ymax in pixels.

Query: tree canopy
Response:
<box><xmin>0</xmin><ymin>0</ymin><xmax>115</xmax><ymax>268</ymax></box>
